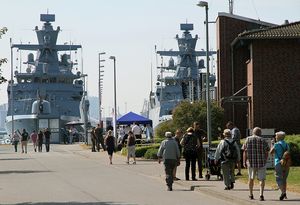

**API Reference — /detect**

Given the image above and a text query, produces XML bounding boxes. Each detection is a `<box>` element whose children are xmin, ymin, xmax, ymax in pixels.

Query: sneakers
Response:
<box><xmin>279</xmin><ymin>193</ymin><xmax>287</xmax><ymax>200</ymax></box>
<box><xmin>249</xmin><ymin>195</ymin><xmax>254</xmax><ymax>200</ymax></box>
<box><xmin>167</xmin><ymin>186</ymin><xmax>172</xmax><ymax>191</ymax></box>
<box><xmin>133</xmin><ymin>161</ymin><xmax>136</xmax><ymax>164</ymax></box>
<box><xmin>259</xmin><ymin>195</ymin><xmax>264</xmax><ymax>201</ymax></box>
<box><xmin>173</xmin><ymin>177</ymin><xmax>180</xmax><ymax>181</ymax></box>
<box><xmin>224</xmin><ymin>186</ymin><xmax>231</xmax><ymax>190</ymax></box>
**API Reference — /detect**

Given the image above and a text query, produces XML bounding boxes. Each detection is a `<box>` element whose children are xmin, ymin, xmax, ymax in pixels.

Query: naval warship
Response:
<box><xmin>6</xmin><ymin>14</ymin><xmax>89</xmax><ymax>143</ymax></box>
<box><xmin>144</xmin><ymin>23</ymin><xmax>216</xmax><ymax>128</ymax></box>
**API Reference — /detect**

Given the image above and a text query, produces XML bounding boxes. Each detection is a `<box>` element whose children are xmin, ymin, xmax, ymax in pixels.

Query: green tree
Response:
<box><xmin>0</xmin><ymin>27</ymin><xmax>8</xmax><ymax>84</ymax></box>
<box><xmin>154</xmin><ymin>119</ymin><xmax>175</xmax><ymax>138</ymax></box>
<box><xmin>172</xmin><ymin>100</ymin><xmax>224</xmax><ymax>140</ymax></box>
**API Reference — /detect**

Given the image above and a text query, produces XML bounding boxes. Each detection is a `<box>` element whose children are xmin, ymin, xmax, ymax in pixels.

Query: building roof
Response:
<box><xmin>238</xmin><ymin>21</ymin><xmax>300</xmax><ymax>40</ymax></box>
<box><xmin>218</xmin><ymin>12</ymin><xmax>276</xmax><ymax>27</ymax></box>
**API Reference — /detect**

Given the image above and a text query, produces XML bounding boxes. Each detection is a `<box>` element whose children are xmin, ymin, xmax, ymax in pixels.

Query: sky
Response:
<box><xmin>0</xmin><ymin>0</ymin><xmax>299</xmax><ymax>117</ymax></box>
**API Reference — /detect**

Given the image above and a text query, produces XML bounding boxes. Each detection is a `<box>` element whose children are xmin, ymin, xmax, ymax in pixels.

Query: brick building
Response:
<box><xmin>216</xmin><ymin>13</ymin><xmax>300</xmax><ymax>135</ymax></box>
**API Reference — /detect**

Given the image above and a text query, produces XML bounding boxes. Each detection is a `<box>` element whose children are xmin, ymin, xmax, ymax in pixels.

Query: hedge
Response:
<box><xmin>144</xmin><ymin>148</ymin><xmax>159</xmax><ymax>159</ymax></box>
<box><xmin>120</xmin><ymin>144</ymin><xmax>160</xmax><ymax>158</ymax></box>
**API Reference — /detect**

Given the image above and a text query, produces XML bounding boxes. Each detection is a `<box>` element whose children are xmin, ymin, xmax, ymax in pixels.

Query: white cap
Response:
<box><xmin>165</xmin><ymin>132</ymin><xmax>172</xmax><ymax>137</ymax></box>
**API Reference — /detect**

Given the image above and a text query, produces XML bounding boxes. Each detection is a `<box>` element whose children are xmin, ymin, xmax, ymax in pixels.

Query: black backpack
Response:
<box><xmin>221</xmin><ymin>139</ymin><xmax>238</xmax><ymax>161</ymax></box>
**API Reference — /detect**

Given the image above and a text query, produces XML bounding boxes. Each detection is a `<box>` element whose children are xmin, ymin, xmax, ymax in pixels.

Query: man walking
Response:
<box><xmin>243</xmin><ymin>127</ymin><xmax>270</xmax><ymax>201</ymax></box>
<box><xmin>132</xmin><ymin>122</ymin><xmax>142</xmax><ymax>144</ymax></box>
<box><xmin>215</xmin><ymin>129</ymin><xmax>240</xmax><ymax>190</ymax></box>
<box><xmin>21</xmin><ymin>129</ymin><xmax>29</xmax><ymax>154</ymax></box>
<box><xmin>193</xmin><ymin>121</ymin><xmax>206</xmax><ymax>178</ymax></box>
<box><xmin>226</xmin><ymin>121</ymin><xmax>242</xmax><ymax>175</ymax></box>
<box><xmin>157</xmin><ymin>132</ymin><xmax>180</xmax><ymax>191</ymax></box>
<box><xmin>94</xmin><ymin>123</ymin><xmax>105</xmax><ymax>151</ymax></box>
<box><xmin>44</xmin><ymin>128</ymin><xmax>51</xmax><ymax>152</ymax></box>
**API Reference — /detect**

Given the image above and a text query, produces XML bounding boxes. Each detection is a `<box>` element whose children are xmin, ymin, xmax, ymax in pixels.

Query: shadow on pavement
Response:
<box><xmin>0</xmin><ymin>170</ymin><xmax>52</xmax><ymax>174</ymax></box>
<box><xmin>0</xmin><ymin>158</ymin><xmax>31</xmax><ymax>161</ymax></box>
<box><xmin>11</xmin><ymin>202</ymin><xmax>137</xmax><ymax>205</ymax></box>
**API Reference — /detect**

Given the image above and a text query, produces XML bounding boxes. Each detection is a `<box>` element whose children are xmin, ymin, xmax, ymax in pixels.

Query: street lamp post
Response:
<box><xmin>197</xmin><ymin>1</ymin><xmax>212</xmax><ymax>148</ymax></box>
<box><xmin>109</xmin><ymin>56</ymin><xmax>117</xmax><ymax>142</ymax></box>
<box><xmin>98</xmin><ymin>52</ymin><xmax>105</xmax><ymax>126</ymax></box>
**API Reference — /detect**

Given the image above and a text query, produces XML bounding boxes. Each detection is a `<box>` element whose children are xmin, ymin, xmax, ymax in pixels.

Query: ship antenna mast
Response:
<box><xmin>229</xmin><ymin>0</ymin><xmax>234</xmax><ymax>14</ymax></box>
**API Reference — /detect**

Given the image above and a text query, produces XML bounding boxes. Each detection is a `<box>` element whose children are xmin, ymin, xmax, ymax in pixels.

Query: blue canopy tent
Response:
<box><xmin>117</xmin><ymin>112</ymin><xmax>152</xmax><ymax>126</ymax></box>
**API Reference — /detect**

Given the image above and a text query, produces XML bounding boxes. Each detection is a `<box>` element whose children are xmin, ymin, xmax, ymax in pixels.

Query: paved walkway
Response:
<box><xmin>0</xmin><ymin>144</ymin><xmax>299</xmax><ymax>205</ymax></box>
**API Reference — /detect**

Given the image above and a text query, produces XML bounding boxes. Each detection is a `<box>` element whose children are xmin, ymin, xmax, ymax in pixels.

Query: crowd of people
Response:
<box><xmin>156</xmin><ymin>121</ymin><xmax>291</xmax><ymax>201</ymax></box>
<box><xmin>9</xmin><ymin>120</ymin><xmax>291</xmax><ymax>201</ymax></box>
<box><xmin>11</xmin><ymin>128</ymin><xmax>52</xmax><ymax>153</ymax></box>
<box><xmin>89</xmin><ymin>122</ymin><xmax>151</xmax><ymax>165</ymax></box>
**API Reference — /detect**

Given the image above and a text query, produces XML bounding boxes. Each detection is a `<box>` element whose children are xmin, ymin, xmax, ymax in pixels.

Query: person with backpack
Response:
<box><xmin>226</xmin><ymin>121</ymin><xmax>242</xmax><ymax>176</ymax></box>
<box><xmin>180</xmin><ymin>127</ymin><xmax>200</xmax><ymax>181</ymax></box>
<box><xmin>270</xmin><ymin>131</ymin><xmax>291</xmax><ymax>200</ymax></box>
<box><xmin>215</xmin><ymin>129</ymin><xmax>240</xmax><ymax>190</ymax></box>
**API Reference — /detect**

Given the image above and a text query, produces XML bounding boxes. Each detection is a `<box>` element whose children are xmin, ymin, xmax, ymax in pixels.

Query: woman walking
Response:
<box><xmin>11</xmin><ymin>131</ymin><xmax>20</xmax><ymax>152</ymax></box>
<box><xmin>126</xmin><ymin>131</ymin><xmax>136</xmax><ymax>164</ymax></box>
<box><xmin>104</xmin><ymin>130</ymin><xmax>115</xmax><ymax>164</ymax></box>
<box><xmin>30</xmin><ymin>130</ymin><xmax>38</xmax><ymax>152</ymax></box>
<box><xmin>180</xmin><ymin>127</ymin><xmax>200</xmax><ymax>181</ymax></box>
<box><xmin>270</xmin><ymin>131</ymin><xmax>291</xmax><ymax>200</ymax></box>
<box><xmin>173</xmin><ymin>129</ymin><xmax>183</xmax><ymax>180</ymax></box>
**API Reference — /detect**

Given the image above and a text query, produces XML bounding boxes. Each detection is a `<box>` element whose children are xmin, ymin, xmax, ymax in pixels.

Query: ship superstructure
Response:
<box><xmin>6</xmin><ymin>14</ymin><xmax>88</xmax><ymax>142</ymax></box>
<box><xmin>145</xmin><ymin>23</ymin><xmax>215</xmax><ymax>128</ymax></box>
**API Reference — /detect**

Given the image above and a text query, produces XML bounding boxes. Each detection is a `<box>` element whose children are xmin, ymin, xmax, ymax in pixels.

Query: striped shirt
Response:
<box><xmin>243</xmin><ymin>135</ymin><xmax>270</xmax><ymax>168</ymax></box>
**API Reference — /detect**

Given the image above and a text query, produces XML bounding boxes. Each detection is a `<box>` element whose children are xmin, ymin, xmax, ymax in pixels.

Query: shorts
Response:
<box><xmin>247</xmin><ymin>166</ymin><xmax>266</xmax><ymax>181</ymax></box>
<box><xmin>127</xmin><ymin>145</ymin><xmax>136</xmax><ymax>158</ymax></box>
<box><xmin>107</xmin><ymin>148</ymin><xmax>114</xmax><ymax>156</ymax></box>
<box><xmin>275</xmin><ymin>163</ymin><xmax>289</xmax><ymax>186</ymax></box>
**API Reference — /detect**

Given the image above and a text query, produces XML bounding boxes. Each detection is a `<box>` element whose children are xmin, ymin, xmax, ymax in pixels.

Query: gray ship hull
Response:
<box><xmin>6</xmin><ymin>114</ymin><xmax>80</xmax><ymax>143</ymax></box>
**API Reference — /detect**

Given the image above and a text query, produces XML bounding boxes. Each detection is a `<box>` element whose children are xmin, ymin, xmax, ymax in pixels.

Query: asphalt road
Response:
<box><xmin>1</xmin><ymin>144</ymin><xmax>300</xmax><ymax>205</ymax></box>
<box><xmin>0</xmin><ymin>144</ymin><xmax>234</xmax><ymax>205</ymax></box>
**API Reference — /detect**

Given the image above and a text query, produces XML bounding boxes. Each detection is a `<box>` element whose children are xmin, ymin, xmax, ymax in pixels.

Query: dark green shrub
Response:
<box><xmin>154</xmin><ymin>120</ymin><xmax>175</xmax><ymax>138</ymax></box>
<box><xmin>172</xmin><ymin>100</ymin><xmax>224</xmax><ymax>141</ymax></box>
<box><xmin>281</xmin><ymin>135</ymin><xmax>300</xmax><ymax>166</ymax></box>
<box><xmin>144</xmin><ymin>148</ymin><xmax>159</xmax><ymax>159</ymax></box>
<box><xmin>287</xmin><ymin>142</ymin><xmax>300</xmax><ymax>166</ymax></box>
<box><xmin>135</xmin><ymin>144</ymin><xmax>160</xmax><ymax>158</ymax></box>
<box><xmin>153</xmin><ymin>137</ymin><xmax>164</xmax><ymax>144</ymax></box>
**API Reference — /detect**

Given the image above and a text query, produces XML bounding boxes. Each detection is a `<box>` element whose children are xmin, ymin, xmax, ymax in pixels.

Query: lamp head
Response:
<box><xmin>197</xmin><ymin>1</ymin><xmax>208</xmax><ymax>7</ymax></box>
<box><xmin>109</xmin><ymin>56</ymin><xmax>115</xmax><ymax>60</ymax></box>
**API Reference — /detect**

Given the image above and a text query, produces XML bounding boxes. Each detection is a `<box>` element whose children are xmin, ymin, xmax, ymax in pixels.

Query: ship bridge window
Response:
<box><xmin>34</xmin><ymin>77</ymin><xmax>40</xmax><ymax>83</ymax></box>
<box><xmin>42</xmin><ymin>78</ymin><xmax>49</xmax><ymax>83</ymax></box>
<box><xmin>50</xmin><ymin>78</ymin><xmax>57</xmax><ymax>83</ymax></box>
<box><xmin>58</xmin><ymin>78</ymin><xmax>65</xmax><ymax>83</ymax></box>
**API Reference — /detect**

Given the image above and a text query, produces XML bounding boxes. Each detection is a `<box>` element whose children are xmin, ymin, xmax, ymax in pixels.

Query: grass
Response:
<box><xmin>235</xmin><ymin>167</ymin><xmax>300</xmax><ymax>193</ymax></box>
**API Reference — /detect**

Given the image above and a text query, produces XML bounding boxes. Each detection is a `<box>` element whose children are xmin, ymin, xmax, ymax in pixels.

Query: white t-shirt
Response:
<box><xmin>132</xmin><ymin>125</ymin><xmax>142</xmax><ymax>135</ymax></box>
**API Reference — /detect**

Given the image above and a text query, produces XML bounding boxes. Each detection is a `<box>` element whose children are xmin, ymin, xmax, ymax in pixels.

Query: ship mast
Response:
<box><xmin>229</xmin><ymin>0</ymin><xmax>234</xmax><ymax>14</ymax></box>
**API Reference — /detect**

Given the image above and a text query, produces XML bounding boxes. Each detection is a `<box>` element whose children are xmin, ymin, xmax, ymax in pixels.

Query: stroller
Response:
<box><xmin>205</xmin><ymin>148</ymin><xmax>223</xmax><ymax>180</ymax></box>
